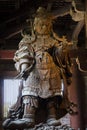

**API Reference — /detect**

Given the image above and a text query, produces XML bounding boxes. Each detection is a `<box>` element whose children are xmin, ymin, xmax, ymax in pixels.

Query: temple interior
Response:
<box><xmin>0</xmin><ymin>0</ymin><xmax>87</xmax><ymax>130</ymax></box>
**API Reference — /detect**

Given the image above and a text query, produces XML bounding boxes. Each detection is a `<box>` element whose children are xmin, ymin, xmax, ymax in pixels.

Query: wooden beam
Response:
<box><xmin>0</xmin><ymin>49</ymin><xmax>87</xmax><ymax>60</ymax></box>
<box><xmin>0</xmin><ymin>71</ymin><xmax>18</xmax><ymax>78</ymax></box>
<box><xmin>0</xmin><ymin>50</ymin><xmax>16</xmax><ymax>60</ymax></box>
<box><xmin>5</xmin><ymin>29</ymin><xmax>21</xmax><ymax>39</ymax></box>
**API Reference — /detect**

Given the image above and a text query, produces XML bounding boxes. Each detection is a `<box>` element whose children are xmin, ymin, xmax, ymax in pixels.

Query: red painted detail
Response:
<box><xmin>0</xmin><ymin>50</ymin><xmax>16</xmax><ymax>60</ymax></box>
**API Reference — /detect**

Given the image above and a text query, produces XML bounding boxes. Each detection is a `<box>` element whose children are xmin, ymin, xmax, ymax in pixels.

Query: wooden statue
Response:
<box><xmin>3</xmin><ymin>7</ymin><xmax>74</xmax><ymax>130</ymax></box>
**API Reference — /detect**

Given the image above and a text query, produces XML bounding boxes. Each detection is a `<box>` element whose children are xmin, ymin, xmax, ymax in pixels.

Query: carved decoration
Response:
<box><xmin>52</xmin><ymin>1</ymin><xmax>85</xmax><ymax>48</ymax></box>
<box><xmin>76</xmin><ymin>57</ymin><xmax>87</xmax><ymax>72</ymax></box>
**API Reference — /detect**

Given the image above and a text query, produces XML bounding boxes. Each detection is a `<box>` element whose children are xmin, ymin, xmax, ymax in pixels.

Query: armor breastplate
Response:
<box><xmin>31</xmin><ymin>35</ymin><xmax>56</xmax><ymax>52</ymax></box>
<box><xmin>36</xmin><ymin>51</ymin><xmax>54</xmax><ymax>69</ymax></box>
<box><xmin>31</xmin><ymin>36</ymin><xmax>57</xmax><ymax>69</ymax></box>
<box><xmin>22</xmin><ymin>35</ymin><xmax>63</xmax><ymax>98</ymax></box>
<box><xmin>30</xmin><ymin>36</ymin><xmax>59</xmax><ymax>80</ymax></box>
<box><xmin>35</xmin><ymin>50</ymin><xmax>59</xmax><ymax>81</ymax></box>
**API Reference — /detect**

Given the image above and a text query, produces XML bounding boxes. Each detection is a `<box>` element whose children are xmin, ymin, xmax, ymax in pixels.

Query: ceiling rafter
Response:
<box><xmin>0</xmin><ymin>0</ymin><xmax>85</xmax><ymax>49</ymax></box>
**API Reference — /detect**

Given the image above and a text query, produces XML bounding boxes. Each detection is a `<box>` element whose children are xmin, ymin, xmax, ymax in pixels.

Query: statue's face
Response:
<box><xmin>34</xmin><ymin>17</ymin><xmax>52</xmax><ymax>35</ymax></box>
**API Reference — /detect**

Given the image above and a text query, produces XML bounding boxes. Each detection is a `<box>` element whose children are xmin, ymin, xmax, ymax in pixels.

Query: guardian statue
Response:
<box><xmin>3</xmin><ymin>7</ymin><xmax>73</xmax><ymax>129</ymax></box>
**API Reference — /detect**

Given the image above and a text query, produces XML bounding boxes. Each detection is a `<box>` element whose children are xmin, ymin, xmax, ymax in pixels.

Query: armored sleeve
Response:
<box><xmin>14</xmin><ymin>38</ymin><xmax>34</xmax><ymax>72</ymax></box>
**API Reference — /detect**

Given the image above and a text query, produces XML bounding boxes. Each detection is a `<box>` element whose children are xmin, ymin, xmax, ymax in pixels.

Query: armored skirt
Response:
<box><xmin>22</xmin><ymin>51</ymin><xmax>63</xmax><ymax>99</ymax></box>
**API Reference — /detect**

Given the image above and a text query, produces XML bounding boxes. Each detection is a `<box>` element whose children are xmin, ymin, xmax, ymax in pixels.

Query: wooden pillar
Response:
<box><xmin>69</xmin><ymin>60</ymin><xmax>81</xmax><ymax>130</ymax></box>
<box><xmin>69</xmin><ymin>49</ymin><xmax>87</xmax><ymax>129</ymax></box>
<box><xmin>0</xmin><ymin>79</ymin><xmax>3</xmax><ymax>120</ymax></box>
<box><xmin>0</xmin><ymin>78</ymin><xmax>4</xmax><ymax>130</ymax></box>
<box><xmin>85</xmin><ymin>0</ymin><xmax>87</xmax><ymax>48</ymax></box>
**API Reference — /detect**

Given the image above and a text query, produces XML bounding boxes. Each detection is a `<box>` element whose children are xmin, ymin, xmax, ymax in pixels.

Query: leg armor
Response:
<box><xmin>4</xmin><ymin>96</ymin><xmax>38</xmax><ymax>129</ymax></box>
<box><xmin>46</xmin><ymin>96</ymin><xmax>61</xmax><ymax>126</ymax></box>
<box><xmin>22</xmin><ymin>95</ymin><xmax>38</xmax><ymax>120</ymax></box>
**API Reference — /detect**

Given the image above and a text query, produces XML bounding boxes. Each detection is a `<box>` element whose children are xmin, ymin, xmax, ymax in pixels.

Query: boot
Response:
<box><xmin>22</xmin><ymin>103</ymin><xmax>36</xmax><ymax>128</ymax></box>
<box><xmin>6</xmin><ymin>96</ymin><xmax>38</xmax><ymax>129</ymax></box>
<box><xmin>46</xmin><ymin>100</ymin><xmax>61</xmax><ymax>126</ymax></box>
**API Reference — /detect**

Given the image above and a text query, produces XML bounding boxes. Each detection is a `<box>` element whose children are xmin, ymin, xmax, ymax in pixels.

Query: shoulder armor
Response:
<box><xmin>19</xmin><ymin>34</ymin><xmax>36</xmax><ymax>48</ymax></box>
